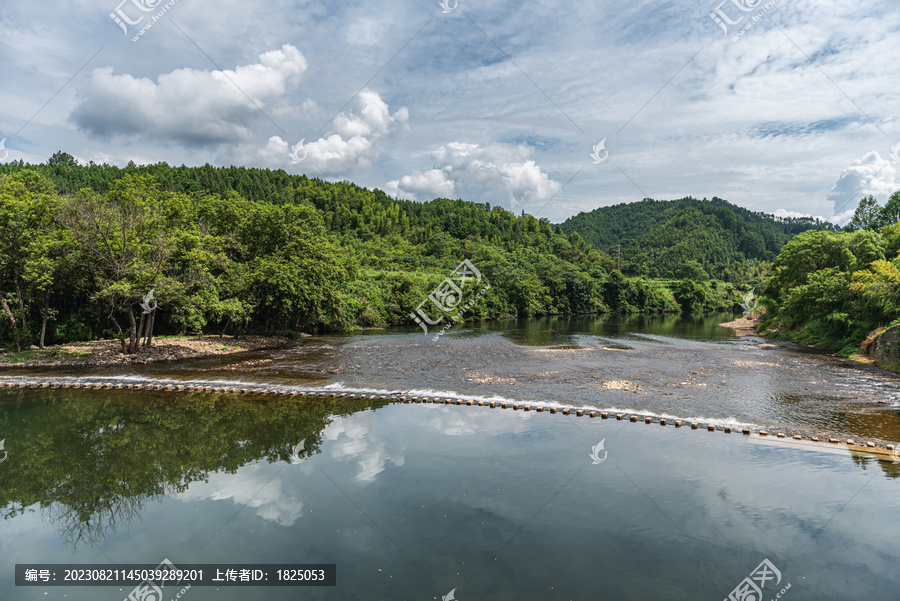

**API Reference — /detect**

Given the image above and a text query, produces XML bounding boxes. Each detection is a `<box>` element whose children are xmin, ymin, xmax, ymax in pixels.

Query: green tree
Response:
<box><xmin>675</xmin><ymin>260</ymin><xmax>709</xmax><ymax>281</ymax></box>
<box><xmin>59</xmin><ymin>176</ymin><xmax>173</xmax><ymax>353</ymax></box>
<box><xmin>845</xmin><ymin>195</ymin><xmax>882</xmax><ymax>231</ymax></box>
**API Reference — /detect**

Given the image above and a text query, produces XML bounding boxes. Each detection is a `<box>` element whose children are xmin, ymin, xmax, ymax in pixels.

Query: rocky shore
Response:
<box><xmin>719</xmin><ymin>311</ymin><xmax>761</xmax><ymax>335</ymax></box>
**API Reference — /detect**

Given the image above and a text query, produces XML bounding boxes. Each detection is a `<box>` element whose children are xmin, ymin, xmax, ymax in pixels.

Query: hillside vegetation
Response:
<box><xmin>761</xmin><ymin>192</ymin><xmax>900</xmax><ymax>358</ymax></box>
<box><xmin>560</xmin><ymin>197</ymin><xmax>836</xmax><ymax>280</ymax></box>
<box><xmin>0</xmin><ymin>155</ymin><xmax>791</xmax><ymax>351</ymax></box>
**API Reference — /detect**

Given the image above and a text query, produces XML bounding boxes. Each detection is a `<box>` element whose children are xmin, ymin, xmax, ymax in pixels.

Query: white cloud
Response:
<box><xmin>301</xmin><ymin>89</ymin><xmax>408</xmax><ymax>175</ymax></box>
<box><xmin>70</xmin><ymin>44</ymin><xmax>307</xmax><ymax>145</ymax></box>
<box><xmin>387</xmin><ymin>141</ymin><xmax>561</xmax><ymax>208</ymax></box>
<box><xmin>5</xmin><ymin>1</ymin><xmax>900</xmax><ymax>220</ymax></box>
<box><xmin>218</xmin><ymin>89</ymin><xmax>407</xmax><ymax>175</ymax></box>
<box><xmin>218</xmin><ymin>135</ymin><xmax>293</xmax><ymax>169</ymax></box>
<box><xmin>385</xmin><ymin>169</ymin><xmax>455</xmax><ymax>200</ymax></box>
<box><xmin>324</xmin><ymin>416</ymin><xmax>405</xmax><ymax>484</ymax></box>
<box><xmin>771</xmin><ymin>208</ymin><xmax>829</xmax><ymax>222</ymax></box>
<box><xmin>175</xmin><ymin>464</ymin><xmax>305</xmax><ymax>527</ymax></box>
<box><xmin>826</xmin><ymin>151</ymin><xmax>898</xmax><ymax>220</ymax></box>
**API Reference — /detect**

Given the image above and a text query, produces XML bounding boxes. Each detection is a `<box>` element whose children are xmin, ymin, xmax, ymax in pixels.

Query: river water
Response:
<box><xmin>17</xmin><ymin>312</ymin><xmax>900</xmax><ymax>442</ymax></box>
<box><xmin>2</xmin><ymin>314</ymin><xmax>900</xmax><ymax>599</ymax></box>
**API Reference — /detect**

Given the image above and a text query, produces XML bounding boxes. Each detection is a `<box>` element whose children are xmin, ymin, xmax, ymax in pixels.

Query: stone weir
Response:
<box><xmin>2</xmin><ymin>379</ymin><xmax>897</xmax><ymax>460</ymax></box>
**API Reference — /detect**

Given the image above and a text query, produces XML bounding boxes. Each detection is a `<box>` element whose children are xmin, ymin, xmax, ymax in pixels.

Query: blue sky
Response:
<box><xmin>1</xmin><ymin>0</ymin><xmax>898</xmax><ymax>224</ymax></box>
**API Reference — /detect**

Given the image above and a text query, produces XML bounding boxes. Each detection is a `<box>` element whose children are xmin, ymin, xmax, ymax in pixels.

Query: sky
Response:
<box><xmin>1</xmin><ymin>0</ymin><xmax>898</xmax><ymax>225</ymax></box>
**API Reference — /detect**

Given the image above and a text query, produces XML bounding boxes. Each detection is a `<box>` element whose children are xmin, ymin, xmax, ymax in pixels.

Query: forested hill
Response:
<box><xmin>0</xmin><ymin>154</ymin><xmax>559</xmax><ymax>250</ymax></box>
<box><xmin>0</xmin><ymin>154</ymin><xmax>819</xmax><ymax>349</ymax></box>
<box><xmin>559</xmin><ymin>197</ymin><xmax>838</xmax><ymax>278</ymax></box>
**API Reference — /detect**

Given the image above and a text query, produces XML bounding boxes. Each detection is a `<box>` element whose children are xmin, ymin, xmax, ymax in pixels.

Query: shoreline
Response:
<box><xmin>0</xmin><ymin>312</ymin><xmax>729</xmax><ymax>368</ymax></box>
<box><xmin>720</xmin><ymin>313</ymin><xmax>900</xmax><ymax>377</ymax></box>
<box><xmin>718</xmin><ymin>311</ymin><xmax>762</xmax><ymax>335</ymax></box>
<box><xmin>0</xmin><ymin>334</ymin><xmax>298</xmax><ymax>367</ymax></box>
<box><xmin>5</xmin><ymin>317</ymin><xmax>897</xmax><ymax>448</ymax></box>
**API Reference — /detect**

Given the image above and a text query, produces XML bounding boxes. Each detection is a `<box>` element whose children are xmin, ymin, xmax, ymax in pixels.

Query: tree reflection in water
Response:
<box><xmin>0</xmin><ymin>389</ymin><xmax>387</xmax><ymax>548</ymax></box>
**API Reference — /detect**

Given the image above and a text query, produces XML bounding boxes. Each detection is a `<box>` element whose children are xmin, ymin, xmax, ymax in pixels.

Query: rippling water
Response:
<box><xmin>11</xmin><ymin>313</ymin><xmax>900</xmax><ymax>441</ymax></box>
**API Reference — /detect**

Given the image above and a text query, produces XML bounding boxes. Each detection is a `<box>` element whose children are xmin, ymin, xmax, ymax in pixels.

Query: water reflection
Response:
<box><xmin>2</xmin><ymin>390</ymin><xmax>900</xmax><ymax>600</ymax></box>
<box><xmin>0</xmin><ymin>389</ymin><xmax>386</xmax><ymax>547</ymax></box>
<box><xmin>466</xmin><ymin>312</ymin><xmax>742</xmax><ymax>346</ymax></box>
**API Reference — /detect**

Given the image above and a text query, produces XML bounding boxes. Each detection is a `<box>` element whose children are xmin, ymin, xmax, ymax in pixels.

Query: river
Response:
<box><xmin>1</xmin><ymin>314</ymin><xmax>899</xmax><ymax>600</ymax></box>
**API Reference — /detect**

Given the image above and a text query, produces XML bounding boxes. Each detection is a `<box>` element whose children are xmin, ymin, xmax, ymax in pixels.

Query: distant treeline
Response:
<box><xmin>0</xmin><ymin>155</ymin><xmax>757</xmax><ymax>351</ymax></box>
<box><xmin>560</xmin><ymin>196</ymin><xmax>838</xmax><ymax>280</ymax></box>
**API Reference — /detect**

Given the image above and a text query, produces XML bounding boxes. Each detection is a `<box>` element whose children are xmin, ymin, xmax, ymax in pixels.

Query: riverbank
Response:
<box><xmin>718</xmin><ymin>311</ymin><xmax>762</xmax><ymax>335</ymax></box>
<box><xmin>0</xmin><ymin>334</ymin><xmax>297</xmax><ymax>367</ymax></box>
<box><xmin>4</xmin><ymin>313</ymin><xmax>898</xmax><ymax>446</ymax></box>
<box><xmin>721</xmin><ymin>311</ymin><xmax>900</xmax><ymax>379</ymax></box>
<box><xmin>758</xmin><ymin>319</ymin><xmax>900</xmax><ymax>376</ymax></box>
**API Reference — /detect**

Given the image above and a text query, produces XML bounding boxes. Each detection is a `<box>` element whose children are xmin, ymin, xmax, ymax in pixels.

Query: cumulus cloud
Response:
<box><xmin>221</xmin><ymin>89</ymin><xmax>407</xmax><ymax>175</ymax></box>
<box><xmin>70</xmin><ymin>44</ymin><xmax>307</xmax><ymax>145</ymax></box>
<box><xmin>771</xmin><ymin>208</ymin><xmax>829</xmax><ymax>222</ymax></box>
<box><xmin>826</xmin><ymin>151</ymin><xmax>898</xmax><ymax>220</ymax></box>
<box><xmin>218</xmin><ymin>135</ymin><xmax>294</xmax><ymax>170</ymax></box>
<box><xmin>385</xmin><ymin>169</ymin><xmax>456</xmax><ymax>200</ymax></box>
<box><xmin>324</xmin><ymin>417</ymin><xmax>404</xmax><ymax>484</ymax></box>
<box><xmin>301</xmin><ymin>89</ymin><xmax>408</xmax><ymax>175</ymax></box>
<box><xmin>386</xmin><ymin>141</ymin><xmax>561</xmax><ymax>208</ymax></box>
<box><xmin>176</xmin><ymin>464</ymin><xmax>305</xmax><ymax>527</ymax></box>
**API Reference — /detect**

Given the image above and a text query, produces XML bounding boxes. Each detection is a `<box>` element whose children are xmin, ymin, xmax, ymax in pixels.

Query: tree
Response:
<box><xmin>673</xmin><ymin>279</ymin><xmax>708</xmax><ymax>312</ymax></box>
<box><xmin>879</xmin><ymin>191</ymin><xmax>900</xmax><ymax>228</ymax></box>
<box><xmin>60</xmin><ymin>176</ymin><xmax>173</xmax><ymax>353</ymax></box>
<box><xmin>47</xmin><ymin>151</ymin><xmax>78</xmax><ymax>167</ymax></box>
<box><xmin>845</xmin><ymin>195</ymin><xmax>882</xmax><ymax>231</ymax></box>
<box><xmin>0</xmin><ymin>171</ymin><xmax>60</xmax><ymax>348</ymax></box>
<box><xmin>675</xmin><ymin>260</ymin><xmax>709</xmax><ymax>281</ymax></box>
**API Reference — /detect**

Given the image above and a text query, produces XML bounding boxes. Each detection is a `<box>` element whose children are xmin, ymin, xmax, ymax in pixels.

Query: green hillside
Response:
<box><xmin>3</xmin><ymin>154</ymin><xmax>834</xmax><ymax>349</ymax></box>
<box><xmin>559</xmin><ymin>197</ymin><xmax>837</xmax><ymax>279</ymax></box>
<box><xmin>0</xmin><ymin>156</ymin><xmax>750</xmax><ymax>350</ymax></box>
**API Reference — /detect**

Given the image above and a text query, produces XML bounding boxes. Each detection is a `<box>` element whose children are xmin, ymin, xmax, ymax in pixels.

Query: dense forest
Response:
<box><xmin>761</xmin><ymin>191</ymin><xmax>900</xmax><ymax>357</ymax></box>
<box><xmin>560</xmin><ymin>197</ymin><xmax>837</xmax><ymax>279</ymax></box>
<box><xmin>0</xmin><ymin>153</ymin><xmax>834</xmax><ymax>352</ymax></box>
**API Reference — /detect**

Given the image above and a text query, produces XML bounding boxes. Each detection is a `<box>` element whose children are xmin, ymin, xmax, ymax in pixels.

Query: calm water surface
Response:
<box><xmin>0</xmin><ymin>388</ymin><xmax>898</xmax><ymax>600</ymax></box>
